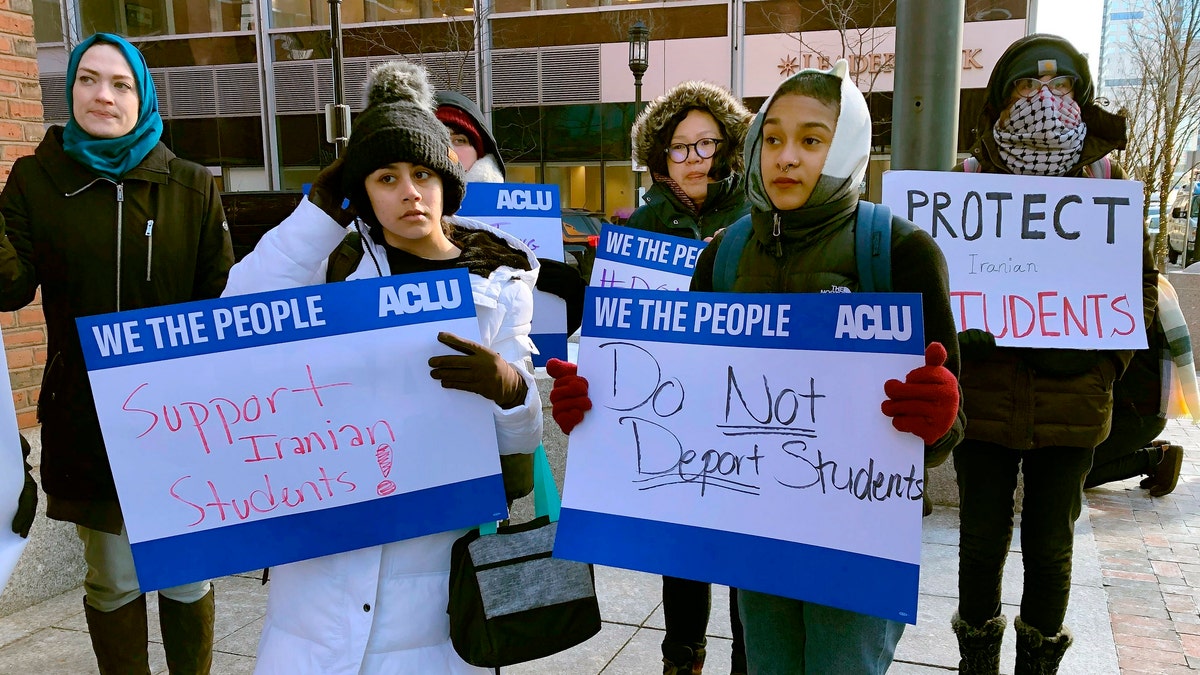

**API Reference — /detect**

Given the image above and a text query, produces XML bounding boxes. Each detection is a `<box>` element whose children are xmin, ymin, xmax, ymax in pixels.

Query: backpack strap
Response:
<box><xmin>713</xmin><ymin>214</ymin><xmax>753</xmax><ymax>292</ymax></box>
<box><xmin>962</xmin><ymin>156</ymin><xmax>982</xmax><ymax>173</ymax></box>
<box><xmin>325</xmin><ymin>231</ymin><xmax>365</xmax><ymax>283</ymax></box>
<box><xmin>855</xmin><ymin>201</ymin><xmax>894</xmax><ymax>293</ymax></box>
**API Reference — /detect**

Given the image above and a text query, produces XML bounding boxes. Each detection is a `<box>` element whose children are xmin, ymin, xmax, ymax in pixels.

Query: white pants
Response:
<box><xmin>77</xmin><ymin>525</ymin><xmax>211</xmax><ymax>612</ymax></box>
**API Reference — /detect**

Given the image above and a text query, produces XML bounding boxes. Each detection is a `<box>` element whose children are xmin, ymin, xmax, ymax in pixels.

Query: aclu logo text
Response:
<box><xmin>496</xmin><ymin>189</ymin><xmax>553</xmax><ymax>211</ymax></box>
<box><xmin>834</xmin><ymin>304</ymin><xmax>913</xmax><ymax>341</ymax></box>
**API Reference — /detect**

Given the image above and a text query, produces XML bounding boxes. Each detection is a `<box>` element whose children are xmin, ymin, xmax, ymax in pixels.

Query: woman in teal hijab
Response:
<box><xmin>0</xmin><ymin>31</ymin><xmax>232</xmax><ymax>675</ymax></box>
<box><xmin>62</xmin><ymin>32</ymin><xmax>162</xmax><ymax>178</ymax></box>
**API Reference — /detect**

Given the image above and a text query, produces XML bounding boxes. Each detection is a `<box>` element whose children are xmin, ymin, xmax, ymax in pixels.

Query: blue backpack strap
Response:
<box><xmin>713</xmin><ymin>214</ymin><xmax>754</xmax><ymax>292</ymax></box>
<box><xmin>856</xmin><ymin>201</ymin><xmax>894</xmax><ymax>293</ymax></box>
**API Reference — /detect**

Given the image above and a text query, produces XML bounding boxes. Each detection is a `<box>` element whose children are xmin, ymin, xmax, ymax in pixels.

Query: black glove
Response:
<box><xmin>11</xmin><ymin>435</ymin><xmax>35</xmax><ymax>539</ymax></box>
<box><xmin>535</xmin><ymin>259</ymin><xmax>586</xmax><ymax>335</ymax></box>
<box><xmin>308</xmin><ymin>156</ymin><xmax>355</xmax><ymax>226</ymax></box>
<box><xmin>428</xmin><ymin>332</ymin><xmax>529</xmax><ymax>409</ymax></box>
<box><xmin>957</xmin><ymin>329</ymin><xmax>997</xmax><ymax>362</ymax></box>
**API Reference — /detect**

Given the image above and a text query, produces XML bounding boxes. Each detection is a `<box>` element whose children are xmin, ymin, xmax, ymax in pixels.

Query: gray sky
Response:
<box><xmin>1036</xmin><ymin>0</ymin><xmax>1104</xmax><ymax>77</ymax></box>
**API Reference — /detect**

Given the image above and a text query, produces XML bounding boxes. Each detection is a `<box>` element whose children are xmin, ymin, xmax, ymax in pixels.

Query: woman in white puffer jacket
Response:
<box><xmin>222</xmin><ymin>61</ymin><xmax>541</xmax><ymax>675</ymax></box>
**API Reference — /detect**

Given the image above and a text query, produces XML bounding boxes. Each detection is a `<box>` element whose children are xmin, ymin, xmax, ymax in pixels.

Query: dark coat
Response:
<box><xmin>627</xmin><ymin>175</ymin><xmax>749</xmax><ymax>241</ymax></box>
<box><xmin>956</xmin><ymin>36</ymin><xmax>1153</xmax><ymax>451</ymax></box>
<box><xmin>0</xmin><ymin>127</ymin><xmax>233</xmax><ymax>532</ymax></box>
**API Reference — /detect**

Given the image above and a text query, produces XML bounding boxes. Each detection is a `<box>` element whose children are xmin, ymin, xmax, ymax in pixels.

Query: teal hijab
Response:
<box><xmin>62</xmin><ymin>33</ymin><xmax>162</xmax><ymax>180</ymax></box>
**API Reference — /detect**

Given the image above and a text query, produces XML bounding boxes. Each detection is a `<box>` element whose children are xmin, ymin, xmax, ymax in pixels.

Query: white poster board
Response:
<box><xmin>459</xmin><ymin>183</ymin><xmax>567</xmax><ymax>364</ymax></box>
<box><xmin>77</xmin><ymin>269</ymin><xmax>507</xmax><ymax>591</ymax></box>
<box><xmin>0</xmin><ymin>327</ymin><xmax>28</xmax><ymax>594</ymax></box>
<box><xmin>591</xmin><ymin>223</ymin><xmax>707</xmax><ymax>292</ymax></box>
<box><xmin>554</xmin><ymin>287</ymin><xmax>926</xmax><ymax>623</ymax></box>
<box><xmin>881</xmin><ymin>170</ymin><xmax>1146</xmax><ymax>349</ymax></box>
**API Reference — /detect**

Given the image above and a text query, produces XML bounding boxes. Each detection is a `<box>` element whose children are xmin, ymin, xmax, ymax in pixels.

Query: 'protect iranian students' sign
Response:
<box><xmin>77</xmin><ymin>269</ymin><xmax>507</xmax><ymax>591</ymax></box>
<box><xmin>881</xmin><ymin>170</ymin><xmax>1147</xmax><ymax>349</ymax></box>
<box><xmin>459</xmin><ymin>183</ymin><xmax>566</xmax><ymax>364</ymax></box>
<box><xmin>591</xmin><ymin>224</ymin><xmax>707</xmax><ymax>291</ymax></box>
<box><xmin>554</xmin><ymin>287</ymin><xmax>926</xmax><ymax>623</ymax></box>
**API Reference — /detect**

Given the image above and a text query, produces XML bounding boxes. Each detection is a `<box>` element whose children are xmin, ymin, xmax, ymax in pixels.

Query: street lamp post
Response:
<box><xmin>628</xmin><ymin>20</ymin><xmax>649</xmax><ymax>208</ymax></box>
<box><xmin>326</xmin><ymin>0</ymin><xmax>350</xmax><ymax>157</ymax></box>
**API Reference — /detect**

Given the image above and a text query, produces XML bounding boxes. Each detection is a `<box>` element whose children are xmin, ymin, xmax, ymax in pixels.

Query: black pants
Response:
<box><xmin>662</xmin><ymin>576</ymin><xmax>745</xmax><ymax>665</ymax></box>
<box><xmin>954</xmin><ymin>440</ymin><xmax>1093</xmax><ymax>635</ymax></box>
<box><xmin>1084</xmin><ymin>412</ymin><xmax>1167</xmax><ymax>488</ymax></box>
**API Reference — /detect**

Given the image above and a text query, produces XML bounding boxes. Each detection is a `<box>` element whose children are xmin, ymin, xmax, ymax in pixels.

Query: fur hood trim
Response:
<box><xmin>632</xmin><ymin>81</ymin><xmax>751</xmax><ymax>172</ymax></box>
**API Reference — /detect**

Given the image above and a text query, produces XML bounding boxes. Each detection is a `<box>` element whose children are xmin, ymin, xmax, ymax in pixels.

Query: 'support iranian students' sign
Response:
<box><xmin>554</xmin><ymin>287</ymin><xmax>927</xmax><ymax>623</ymax></box>
<box><xmin>77</xmin><ymin>269</ymin><xmax>507</xmax><ymax>592</ymax></box>
<box><xmin>881</xmin><ymin>170</ymin><xmax>1146</xmax><ymax>349</ymax></box>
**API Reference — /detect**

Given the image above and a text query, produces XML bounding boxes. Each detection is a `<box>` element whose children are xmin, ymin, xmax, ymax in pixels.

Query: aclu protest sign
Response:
<box><xmin>77</xmin><ymin>269</ymin><xmax>507</xmax><ymax>591</ymax></box>
<box><xmin>555</xmin><ymin>287</ymin><xmax>926</xmax><ymax>623</ymax></box>
<box><xmin>882</xmin><ymin>170</ymin><xmax>1146</xmax><ymax>349</ymax></box>
<box><xmin>459</xmin><ymin>183</ymin><xmax>566</xmax><ymax>364</ymax></box>
<box><xmin>591</xmin><ymin>224</ymin><xmax>707</xmax><ymax>292</ymax></box>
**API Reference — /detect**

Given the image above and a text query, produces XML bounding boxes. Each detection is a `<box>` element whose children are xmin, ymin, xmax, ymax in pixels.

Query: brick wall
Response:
<box><xmin>0</xmin><ymin>0</ymin><xmax>45</xmax><ymax>431</ymax></box>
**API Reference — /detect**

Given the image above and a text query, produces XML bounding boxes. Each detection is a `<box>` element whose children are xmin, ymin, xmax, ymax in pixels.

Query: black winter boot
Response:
<box><xmin>159</xmin><ymin>586</ymin><xmax>215</xmax><ymax>674</ymax></box>
<box><xmin>663</xmin><ymin>641</ymin><xmax>706</xmax><ymax>675</ymax></box>
<box><xmin>83</xmin><ymin>594</ymin><xmax>151</xmax><ymax>675</ymax></box>
<box><xmin>1014</xmin><ymin>615</ymin><xmax>1072</xmax><ymax>675</ymax></box>
<box><xmin>952</xmin><ymin>610</ymin><xmax>1006</xmax><ymax>675</ymax></box>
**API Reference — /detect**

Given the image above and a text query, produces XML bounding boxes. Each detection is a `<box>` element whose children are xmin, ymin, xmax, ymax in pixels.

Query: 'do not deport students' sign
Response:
<box><xmin>554</xmin><ymin>286</ymin><xmax>927</xmax><ymax>624</ymax></box>
<box><xmin>881</xmin><ymin>170</ymin><xmax>1147</xmax><ymax>349</ymax></box>
<box><xmin>77</xmin><ymin>269</ymin><xmax>507</xmax><ymax>591</ymax></box>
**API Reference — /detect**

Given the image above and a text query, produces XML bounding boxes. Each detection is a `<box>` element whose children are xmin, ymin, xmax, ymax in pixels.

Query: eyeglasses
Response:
<box><xmin>1011</xmin><ymin>75</ymin><xmax>1076</xmax><ymax>99</ymax></box>
<box><xmin>666</xmin><ymin>138</ymin><xmax>723</xmax><ymax>163</ymax></box>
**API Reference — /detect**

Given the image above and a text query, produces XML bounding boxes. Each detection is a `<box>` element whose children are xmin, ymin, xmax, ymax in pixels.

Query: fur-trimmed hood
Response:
<box><xmin>632</xmin><ymin>81</ymin><xmax>751</xmax><ymax>176</ymax></box>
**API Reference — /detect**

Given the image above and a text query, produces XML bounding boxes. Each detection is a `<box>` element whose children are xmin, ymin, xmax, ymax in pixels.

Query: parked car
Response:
<box><xmin>562</xmin><ymin>208</ymin><xmax>605</xmax><ymax>281</ymax></box>
<box><xmin>1146</xmin><ymin>203</ymin><xmax>1161</xmax><ymax>236</ymax></box>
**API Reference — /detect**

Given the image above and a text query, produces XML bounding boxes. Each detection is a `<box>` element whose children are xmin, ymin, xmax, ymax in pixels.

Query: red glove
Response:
<box><xmin>546</xmin><ymin>358</ymin><xmax>592</xmax><ymax>434</ymax></box>
<box><xmin>881</xmin><ymin>342</ymin><xmax>959</xmax><ymax>445</ymax></box>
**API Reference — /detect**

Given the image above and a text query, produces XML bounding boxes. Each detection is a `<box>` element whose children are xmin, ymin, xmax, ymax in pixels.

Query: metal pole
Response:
<box><xmin>326</xmin><ymin>0</ymin><xmax>350</xmax><ymax>157</ymax></box>
<box><xmin>633</xmin><ymin>74</ymin><xmax>643</xmax><ymax>208</ymax></box>
<box><xmin>891</xmin><ymin>0</ymin><xmax>965</xmax><ymax>171</ymax></box>
<box><xmin>729</xmin><ymin>0</ymin><xmax>745</xmax><ymax>98</ymax></box>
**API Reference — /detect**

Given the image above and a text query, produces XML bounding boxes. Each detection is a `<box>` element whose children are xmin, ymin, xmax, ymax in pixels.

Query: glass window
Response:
<box><xmin>270</xmin><ymin>0</ymin><xmax>470</xmax><ymax>27</ymax></box>
<box><xmin>79</xmin><ymin>0</ymin><xmax>253</xmax><ymax>37</ymax></box>
<box><xmin>33</xmin><ymin>0</ymin><xmax>63</xmax><ymax>43</ymax></box>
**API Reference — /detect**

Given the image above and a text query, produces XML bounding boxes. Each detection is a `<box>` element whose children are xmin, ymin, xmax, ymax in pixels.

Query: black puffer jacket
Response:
<box><xmin>957</xmin><ymin>34</ymin><xmax>1153</xmax><ymax>450</ymax></box>
<box><xmin>0</xmin><ymin>127</ymin><xmax>233</xmax><ymax>531</ymax></box>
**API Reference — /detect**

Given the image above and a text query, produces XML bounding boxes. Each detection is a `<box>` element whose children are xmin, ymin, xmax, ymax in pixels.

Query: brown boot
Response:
<box><xmin>1145</xmin><ymin>444</ymin><xmax>1184</xmax><ymax>497</ymax></box>
<box><xmin>83</xmin><ymin>594</ymin><xmax>151</xmax><ymax>675</ymax></box>
<box><xmin>663</xmin><ymin>642</ymin><xmax>706</xmax><ymax>674</ymax></box>
<box><xmin>159</xmin><ymin>586</ymin><xmax>215</xmax><ymax>674</ymax></box>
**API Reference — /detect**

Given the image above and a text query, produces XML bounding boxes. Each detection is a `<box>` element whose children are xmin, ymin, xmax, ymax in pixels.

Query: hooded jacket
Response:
<box><xmin>627</xmin><ymin>81</ymin><xmax>753</xmax><ymax>240</ymax></box>
<box><xmin>436</xmin><ymin>90</ymin><xmax>506</xmax><ymax>183</ymax></box>
<box><xmin>957</xmin><ymin>34</ymin><xmax>1150</xmax><ymax>450</ymax></box>
<box><xmin>0</xmin><ymin>127</ymin><xmax>233</xmax><ymax>531</ymax></box>
<box><xmin>690</xmin><ymin>61</ymin><xmax>963</xmax><ymax>465</ymax></box>
<box><xmin>224</xmin><ymin>197</ymin><xmax>542</xmax><ymax>674</ymax></box>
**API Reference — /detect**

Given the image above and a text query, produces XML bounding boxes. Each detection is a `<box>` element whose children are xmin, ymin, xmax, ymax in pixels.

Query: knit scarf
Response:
<box><xmin>993</xmin><ymin>89</ymin><xmax>1086</xmax><ymax>176</ymax></box>
<box><xmin>1157</xmin><ymin>274</ymin><xmax>1200</xmax><ymax>421</ymax></box>
<box><xmin>62</xmin><ymin>33</ymin><xmax>163</xmax><ymax>180</ymax></box>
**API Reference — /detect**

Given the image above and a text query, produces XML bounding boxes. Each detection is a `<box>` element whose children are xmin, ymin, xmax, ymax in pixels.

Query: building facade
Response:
<box><xmin>32</xmin><ymin>0</ymin><xmax>1028</xmax><ymax>218</ymax></box>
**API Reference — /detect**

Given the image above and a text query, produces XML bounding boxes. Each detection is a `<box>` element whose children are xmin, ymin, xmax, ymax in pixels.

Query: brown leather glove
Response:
<box><xmin>308</xmin><ymin>156</ymin><xmax>355</xmax><ymax>226</ymax></box>
<box><xmin>428</xmin><ymin>332</ymin><xmax>529</xmax><ymax>409</ymax></box>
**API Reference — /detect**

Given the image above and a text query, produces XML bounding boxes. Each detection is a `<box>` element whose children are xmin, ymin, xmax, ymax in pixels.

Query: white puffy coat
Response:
<box><xmin>222</xmin><ymin>197</ymin><xmax>543</xmax><ymax>674</ymax></box>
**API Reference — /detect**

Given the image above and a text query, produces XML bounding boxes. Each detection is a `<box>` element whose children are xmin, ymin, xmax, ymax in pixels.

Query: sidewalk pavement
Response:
<box><xmin>2</xmin><ymin>421</ymin><xmax>1199</xmax><ymax>674</ymax></box>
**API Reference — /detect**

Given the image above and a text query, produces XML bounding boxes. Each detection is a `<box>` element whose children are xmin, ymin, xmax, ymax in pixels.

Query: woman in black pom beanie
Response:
<box><xmin>223</xmin><ymin>61</ymin><xmax>542</xmax><ymax>674</ymax></box>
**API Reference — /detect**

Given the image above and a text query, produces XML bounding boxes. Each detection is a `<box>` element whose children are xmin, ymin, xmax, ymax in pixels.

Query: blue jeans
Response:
<box><xmin>738</xmin><ymin>590</ymin><xmax>905</xmax><ymax>674</ymax></box>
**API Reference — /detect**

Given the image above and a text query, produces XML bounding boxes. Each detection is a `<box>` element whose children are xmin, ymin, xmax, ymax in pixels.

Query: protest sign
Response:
<box><xmin>0</xmin><ymin>327</ymin><xmax>28</xmax><ymax>594</ymax></box>
<box><xmin>459</xmin><ymin>183</ymin><xmax>566</xmax><ymax>364</ymax></box>
<box><xmin>882</xmin><ymin>170</ymin><xmax>1146</xmax><ymax>349</ymax></box>
<box><xmin>555</xmin><ymin>287</ymin><xmax>926</xmax><ymax>623</ymax></box>
<box><xmin>77</xmin><ymin>269</ymin><xmax>507</xmax><ymax>591</ymax></box>
<box><xmin>590</xmin><ymin>224</ymin><xmax>707</xmax><ymax>292</ymax></box>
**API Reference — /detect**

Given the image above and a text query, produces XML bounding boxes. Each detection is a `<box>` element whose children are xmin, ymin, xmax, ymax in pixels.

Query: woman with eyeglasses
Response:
<box><xmin>625</xmin><ymin>81</ymin><xmax>752</xmax><ymax>675</ymax></box>
<box><xmin>950</xmin><ymin>34</ymin><xmax>1151</xmax><ymax>674</ymax></box>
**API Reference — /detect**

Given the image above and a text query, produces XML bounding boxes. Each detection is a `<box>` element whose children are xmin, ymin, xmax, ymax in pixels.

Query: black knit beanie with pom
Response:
<box><xmin>341</xmin><ymin>61</ymin><xmax>468</xmax><ymax>220</ymax></box>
